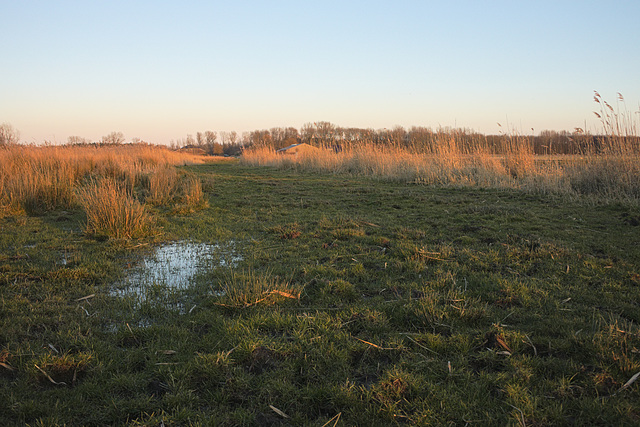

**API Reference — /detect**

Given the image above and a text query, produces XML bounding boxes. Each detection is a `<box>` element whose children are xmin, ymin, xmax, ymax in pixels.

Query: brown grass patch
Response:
<box><xmin>77</xmin><ymin>179</ymin><xmax>152</xmax><ymax>239</ymax></box>
<box><xmin>0</xmin><ymin>144</ymin><xmax>207</xmax><ymax>217</ymax></box>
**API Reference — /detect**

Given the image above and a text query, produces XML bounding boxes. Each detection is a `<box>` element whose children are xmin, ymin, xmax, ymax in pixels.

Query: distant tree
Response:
<box><xmin>223</xmin><ymin>142</ymin><xmax>241</xmax><ymax>156</ymax></box>
<box><xmin>212</xmin><ymin>143</ymin><xmax>224</xmax><ymax>155</ymax></box>
<box><xmin>67</xmin><ymin>135</ymin><xmax>92</xmax><ymax>145</ymax></box>
<box><xmin>174</xmin><ymin>137</ymin><xmax>189</xmax><ymax>148</ymax></box>
<box><xmin>101</xmin><ymin>131</ymin><xmax>125</xmax><ymax>145</ymax></box>
<box><xmin>314</xmin><ymin>121</ymin><xmax>336</xmax><ymax>145</ymax></box>
<box><xmin>196</xmin><ymin>132</ymin><xmax>204</xmax><ymax>147</ymax></box>
<box><xmin>248</xmin><ymin>130</ymin><xmax>272</xmax><ymax>147</ymax></box>
<box><xmin>390</xmin><ymin>125</ymin><xmax>407</xmax><ymax>146</ymax></box>
<box><xmin>204</xmin><ymin>131</ymin><xmax>217</xmax><ymax>145</ymax></box>
<box><xmin>279</xmin><ymin>127</ymin><xmax>299</xmax><ymax>148</ymax></box>
<box><xmin>407</xmin><ymin>126</ymin><xmax>433</xmax><ymax>149</ymax></box>
<box><xmin>538</xmin><ymin>130</ymin><xmax>572</xmax><ymax>155</ymax></box>
<box><xmin>269</xmin><ymin>128</ymin><xmax>285</xmax><ymax>147</ymax></box>
<box><xmin>240</xmin><ymin>132</ymin><xmax>251</xmax><ymax>147</ymax></box>
<box><xmin>228</xmin><ymin>131</ymin><xmax>238</xmax><ymax>145</ymax></box>
<box><xmin>0</xmin><ymin>123</ymin><xmax>20</xmax><ymax>145</ymax></box>
<box><xmin>300</xmin><ymin>123</ymin><xmax>315</xmax><ymax>144</ymax></box>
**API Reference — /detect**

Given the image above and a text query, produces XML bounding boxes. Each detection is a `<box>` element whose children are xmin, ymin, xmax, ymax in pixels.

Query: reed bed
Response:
<box><xmin>0</xmin><ymin>144</ymin><xmax>209</xmax><ymax>236</ymax></box>
<box><xmin>243</xmin><ymin>95</ymin><xmax>640</xmax><ymax>202</ymax></box>
<box><xmin>241</xmin><ymin>133</ymin><xmax>639</xmax><ymax>204</ymax></box>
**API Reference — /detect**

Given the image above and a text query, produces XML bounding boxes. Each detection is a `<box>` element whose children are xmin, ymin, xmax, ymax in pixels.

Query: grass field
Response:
<box><xmin>1</xmin><ymin>154</ymin><xmax>640</xmax><ymax>425</ymax></box>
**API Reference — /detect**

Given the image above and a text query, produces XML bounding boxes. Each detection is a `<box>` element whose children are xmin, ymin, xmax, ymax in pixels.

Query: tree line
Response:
<box><xmin>242</xmin><ymin>122</ymin><xmax>634</xmax><ymax>155</ymax></box>
<box><xmin>2</xmin><ymin>121</ymin><xmax>637</xmax><ymax>156</ymax></box>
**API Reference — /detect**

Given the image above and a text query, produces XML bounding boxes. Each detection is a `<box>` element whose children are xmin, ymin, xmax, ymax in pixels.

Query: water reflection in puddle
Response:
<box><xmin>111</xmin><ymin>241</ymin><xmax>241</xmax><ymax>306</ymax></box>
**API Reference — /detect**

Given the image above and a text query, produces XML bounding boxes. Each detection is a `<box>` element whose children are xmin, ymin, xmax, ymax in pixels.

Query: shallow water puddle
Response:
<box><xmin>110</xmin><ymin>240</ymin><xmax>241</xmax><ymax>305</ymax></box>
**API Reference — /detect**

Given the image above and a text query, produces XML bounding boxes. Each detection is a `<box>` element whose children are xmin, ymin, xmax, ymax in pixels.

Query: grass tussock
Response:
<box><xmin>30</xmin><ymin>352</ymin><xmax>92</xmax><ymax>386</ymax></box>
<box><xmin>217</xmin><ymin>269</ymin><xmax>302</xmax><ymax>308</ymax></box>
<box><xmin>77</xmin><ymin>179</ymin><xmax>152</xmax><ymax>239</ymax></box>
<box><xmin>176</xmin><ymin>174</ymin><xmax>206</xmax><ymax>210</ymax></box>
<box><xmin>145</xmin><ymin>166</ymin><xmax>178</xmax><ymax>206</ymax></box>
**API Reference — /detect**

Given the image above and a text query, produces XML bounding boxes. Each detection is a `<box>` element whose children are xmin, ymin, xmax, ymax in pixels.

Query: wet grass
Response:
<box><xmin>1</xmin><ymin>161</ymin><xmax>639</xmax><ymax>425</ymax></box>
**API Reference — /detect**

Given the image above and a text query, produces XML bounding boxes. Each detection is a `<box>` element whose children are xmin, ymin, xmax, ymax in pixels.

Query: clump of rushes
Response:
<box><xmin>77</xmin><ymin>178</ymin><xmax>152</xmax><ymax>239</ymax></box>
<box><xmin>145</xmin><ymin>165</ymin><xmax>178</xmax><ymax>206</ymax></box>
<box><xmin>216</xmin><ymin>269</ymin><xmax>301</xmax><ymax>308</ymax></box>
<box><xmin>173</xmin><ymin>174</ymin><xmax>207</xmax><ymax>213</ymax></box>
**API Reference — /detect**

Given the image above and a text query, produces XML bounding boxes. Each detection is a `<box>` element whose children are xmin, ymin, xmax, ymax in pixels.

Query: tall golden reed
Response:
<box><xmin>145</xmin><ymin>166</ymin><xmax>178</xmax><ymax>206</ymax></box>
<box><xmin>241</xmin><ymin>133</ymin><xmax>539</xmax><ymax>188</ymax></box>
<box><xmin>0</xmin><ymin>144</ymin><xmax>205</xmax><ymax>215</ymax></box>
<box><xmin>1</xmin><ymin>144</ymin><xmax>209</xmax><ymax>237</ymax></box>
<box><xmin>77</xmin><ymin>178</ymin><xmax>150</xmax><ymax>239</ymax></box>
<box><xmin>241</xmin><ymin>125</ymin><xmax>639</xmax><ymax>203</ymax></box>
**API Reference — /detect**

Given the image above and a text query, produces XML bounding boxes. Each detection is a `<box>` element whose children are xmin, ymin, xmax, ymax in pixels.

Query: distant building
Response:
<box><xmin>180</xmin><ymin>145</ymin><xmax>207</xmax><ymax>156</ymax></box>
<box><xmin>275</xmin><ymin>143</ymin><xmax>319</xmax><ymax>156</ymax></box>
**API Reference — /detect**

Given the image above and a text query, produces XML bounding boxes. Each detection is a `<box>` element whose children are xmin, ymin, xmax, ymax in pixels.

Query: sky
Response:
<box><xmin>1</xmin><ymin>0</ymin><xmax>639</xmax><ymax>145</ymax></box>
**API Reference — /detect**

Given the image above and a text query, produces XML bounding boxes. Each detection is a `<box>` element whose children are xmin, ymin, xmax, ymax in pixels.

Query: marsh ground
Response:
<box><xmin>1</xmin><ymin>161</ymin><xmax>639</xmax><ymax>425</ymax></box>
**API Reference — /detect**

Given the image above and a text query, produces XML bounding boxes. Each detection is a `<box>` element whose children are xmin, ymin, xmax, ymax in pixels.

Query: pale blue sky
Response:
<box><xmin>1</xmin><ymin>0</ymin><xmax>639</xmax><ymax>144</ymax></box>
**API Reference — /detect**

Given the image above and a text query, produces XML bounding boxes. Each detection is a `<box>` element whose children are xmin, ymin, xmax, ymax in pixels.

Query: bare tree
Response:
<box><xmin>204</xmin><ymin>131</ymin><xmax>217</xmax><ymax>145</ymax></box>
<box><xmin>300</xmin><ymin>123</ymin><xmax>315</xmax><ymax>144</ymax></box>
<box><xmin>101</xmin><ymin>131</ymin><xmax>125</xmax><ymax>145</ymax></box>
<box><xmin>67</xmin><ymin>135</ymin><xmax>92</xmax><ymax>145</ymax></box>
<box><xmin>269</xmin><ymin>127</ymin><xmax>285</xmax><ymax>147</ymax></box>
<box><xmin>248</xmin><ymin>130</ymin><xmax>272</xmax><ymax>147</ymax></box>
<box><xmin>314</xmin><ymin>121</ymin><xmax>336</xmax><ymax>145</ymax></box>
<box><xmin>300</xmin><ymin>121</ymin><xmax>336</xmax><ymax>145</ymax></box>
<box><xmin>220</xmin><ymin>130</ymin><xmax>238</xmax><ymax>145</ymax></box>
<box><xmin>0</xmin><ymin>123</ymin><xmax>20</xmax><ymax>145</ymax></box>
<box><xmin>228</xmin><ymin>131</ymin><xmax>238</xmax><ymax>145</ymax></box>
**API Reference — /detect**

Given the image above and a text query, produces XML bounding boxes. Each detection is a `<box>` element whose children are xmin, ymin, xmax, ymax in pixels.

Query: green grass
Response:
<box><xmin>1</xmin><ymin>161</ymin><xmax>639</xmax><ymax>425</ymax></box>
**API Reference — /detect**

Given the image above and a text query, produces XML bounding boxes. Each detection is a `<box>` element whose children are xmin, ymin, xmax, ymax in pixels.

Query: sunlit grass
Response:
<box><xmin>242</xmin><ymin>95</ymin><xmax>640</xmax><ymax>203</ymax></box>
<box><xmin>1</xmin><ymin>161</ymin><xmax>639</xmax><ymax>425</ymax></box>
<box><xmin>216</xmin><ymin>268</ymin><xmax>301</xmax><ymax>308</ymax></box>
<box><xmin>242</xmin><ymin>139</ymin><xmax>639</xmax><ymax>203</ymax></box>
<box><xmin>77</xmin><ymin>178</ymin><xmax>152</xmax><ymax>239</ymax></box>
<box><xmin>0</xmin><ymin>143</ymin><xmax>207</xmax><ymax>218</ymax></box>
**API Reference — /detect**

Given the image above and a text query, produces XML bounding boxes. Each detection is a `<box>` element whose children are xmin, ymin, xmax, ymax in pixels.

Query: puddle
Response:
<box><xmin>110</xmin><ymin>241</ymin><xmax>242</xmax><ymax>307</ymax></box>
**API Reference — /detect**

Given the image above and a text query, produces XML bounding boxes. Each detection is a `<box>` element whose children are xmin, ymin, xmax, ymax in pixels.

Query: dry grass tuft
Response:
<box><xmin>77</xmin><ymin>179</ymin><xmax>152</xmax><ymax>239</ymax></box>
<box><xmin>217</xmin><ymin>269</ymin><xmax>301</xmax><ymax>308</ymax></box>
<box><xmin>30</xmin><ymin>352</ymin><xmax>92</xmax><ymax>386</ymax></box>
<box><xmin>145</xmin><ymin>166</ymin><xmax>178</xmax><ymax>206</ymax></box>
